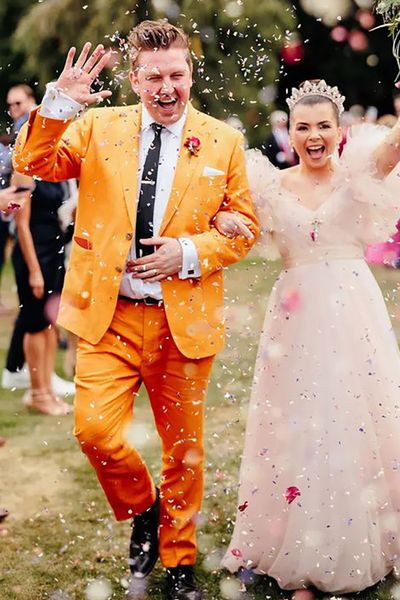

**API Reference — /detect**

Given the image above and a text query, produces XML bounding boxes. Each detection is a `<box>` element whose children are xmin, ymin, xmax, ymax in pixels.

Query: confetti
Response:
<box><xmin>392</xmin><ymin>583</ymin><xmax>400</xmax><ymax>600</ymax></box>
<box><xmin>202</xmin><ymin>549</ymin><xmax>224</xmax><ymax>572</ymax></box>
<box><xmin>220</xmin><ymin>576</ymin><xmax>242</xmax><ymax>599</ymax></box>
<box><xmin>280</xmin><ymin>290</ymin><xmax>302</xmax><ymax>312</ymax></box>
<box><xmin>124</xmin><ymin>422</ymin><xmax>152</xmax><ymax>450</ymax></box>
<box><xmin>285</xmin><ymin>486</ymin><xmax>301</xmax><ymax>504</ymax></box>
<box><xmin>85</xmin><ymin>578</ymin><xmax>112</xmax><ymax>600</ymax></box>
<box><xmin>6</xmin><ymin>202</ymin><xmax>21</xmax><ymax>211</ymax></box>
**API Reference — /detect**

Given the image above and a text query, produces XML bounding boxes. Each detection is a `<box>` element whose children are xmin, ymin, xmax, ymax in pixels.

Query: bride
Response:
<box><xmin>216</xmin><ymin>80</ymin><xmax>400</xmax><ymax>599</ymax></box>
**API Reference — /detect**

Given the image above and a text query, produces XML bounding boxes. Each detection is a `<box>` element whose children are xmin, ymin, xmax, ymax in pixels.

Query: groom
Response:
<box><xmin>14</xmin><ymin>20</ymin><xmax>258</xmax><ymax>599</ymax></box>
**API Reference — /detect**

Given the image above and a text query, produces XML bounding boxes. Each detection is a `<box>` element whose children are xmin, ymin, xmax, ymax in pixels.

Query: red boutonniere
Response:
<box><xmin>184</xmin><ymin>136</ymin><xmax>201</xmax><ymax>156</ymax></box>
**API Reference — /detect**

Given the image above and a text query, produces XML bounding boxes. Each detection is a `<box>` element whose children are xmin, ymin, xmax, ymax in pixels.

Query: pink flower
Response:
<box><xmin>280</xmin><ymin>290</ymin><xmax>301</xmax><ymax>313</ymax></box>
<box><xmin>184</xmin><ymin>136</ymin><xmax>201</xmax><ymax>156</ymax></box>
<box><xmin>285</xmin><ymin>486</ymin><xmax>301</xmax><ymax>504</ymax></box>
<box><xmin>231</xmin><ymin>548</ymin><xmax>242</xmax><ymax>557</ymax></box>
<box><xmin>7</xmin><ymin>202</ymin><xmax>21</xmax><ymax>211</ymax></box>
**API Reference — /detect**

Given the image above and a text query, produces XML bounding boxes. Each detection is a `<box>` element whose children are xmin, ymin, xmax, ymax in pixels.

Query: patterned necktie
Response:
<box><xmin>135</xmin><ymin>123</ymin><xmax>164</xmax><ymax>258</ymax></box>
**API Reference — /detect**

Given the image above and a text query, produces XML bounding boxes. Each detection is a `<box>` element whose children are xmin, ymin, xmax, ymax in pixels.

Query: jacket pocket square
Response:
<box><xmin>202</xmin><ymin>166</ymin><xmax>225</xmax><ymax>177</ymax></box>
<box><xmin>74</xmin><ymin>236</ymin><xmax>92</xmax><ymax>250</ymax></box>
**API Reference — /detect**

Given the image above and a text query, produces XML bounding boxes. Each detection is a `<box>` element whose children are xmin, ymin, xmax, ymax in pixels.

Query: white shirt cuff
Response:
<box><xmin>39</xmin><ymin>82</ymin><xmax>84</xmax><ymax>120</ymax></box>
<box><xmin>178</xmin><ymin>237</ymin><xmax>201</xmax><ymax>279</ymax></box>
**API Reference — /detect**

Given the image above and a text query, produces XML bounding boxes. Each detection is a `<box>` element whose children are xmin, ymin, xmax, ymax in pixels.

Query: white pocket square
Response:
<box><xmin>202</xmin><ymin>166</ymin><xmax>225</xmax><ymax>177</ymax></box>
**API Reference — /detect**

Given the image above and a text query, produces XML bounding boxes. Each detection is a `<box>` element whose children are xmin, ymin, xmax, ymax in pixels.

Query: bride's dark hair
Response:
<box><xmin>292</xmin><ymin>79</ymin><xmax>340</xmax><ymax>125</ymax></box>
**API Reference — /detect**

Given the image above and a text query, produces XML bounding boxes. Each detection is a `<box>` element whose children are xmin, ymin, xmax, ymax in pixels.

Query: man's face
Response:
<box><xmin>129</xmin><ymin>46</ymin><xmax>193</xmax><ymax>126</ymax></box>
<box><xmin>6</xmin><ymin>88</ymin><xmax>35</xmax><ymax>122</ymax></box>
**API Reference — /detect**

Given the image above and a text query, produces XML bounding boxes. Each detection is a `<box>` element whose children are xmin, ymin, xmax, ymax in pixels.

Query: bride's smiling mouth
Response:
<box><xmin>306</xmin><ymin>144</ymin><xmax>325</xmax><ymax>159</ymax></box>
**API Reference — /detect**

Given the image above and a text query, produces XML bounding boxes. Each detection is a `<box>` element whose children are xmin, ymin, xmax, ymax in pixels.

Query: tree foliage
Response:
<box><xmin>279</xmin><ymin>0</ymin><xmax>398</xmax><ymax>116</ymax></box>
<box><xmin>8</xmin><ymin>0</ymin><xmax>294</xmax><ymax>144</ymax></box>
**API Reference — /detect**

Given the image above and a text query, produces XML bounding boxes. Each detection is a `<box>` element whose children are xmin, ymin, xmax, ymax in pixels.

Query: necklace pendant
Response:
<box><xmin>310</xmin><ymin>219</ymin><xmax>321</xmax><ymax>242</ymax></box>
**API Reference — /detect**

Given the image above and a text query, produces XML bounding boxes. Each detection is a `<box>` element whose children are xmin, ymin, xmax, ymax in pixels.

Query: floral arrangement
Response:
<box><xmin>375</xmin><ymin>0</ymin><xmax>400</xmax><ymax>79</ymax></box>
<box><xmin>376</xmin><ymin>0</ymin><xmax>400</xmax><ymax>31</ymax></box>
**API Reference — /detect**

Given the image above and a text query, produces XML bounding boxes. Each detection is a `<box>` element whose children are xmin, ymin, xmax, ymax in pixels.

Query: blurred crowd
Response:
<box><xmin>0</xmin><ymin>84</ymin><xmax>76</xmax><ymax>419</ymax></box>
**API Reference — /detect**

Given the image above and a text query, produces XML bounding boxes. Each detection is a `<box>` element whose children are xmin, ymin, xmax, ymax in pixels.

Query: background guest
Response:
<box><xmin>260</xmin><ymin>110</ymin><xmax>296</xmax><ymax>169</ymax></box>
<box><xmin>1</xmin><ymin>84</ymin><xmax>75</xmax><ymax>396</ymax></box>
<box><xmin>11</xmin><ymin>172</ymin><xmax>71</xmax><ymax>416</ymax></box>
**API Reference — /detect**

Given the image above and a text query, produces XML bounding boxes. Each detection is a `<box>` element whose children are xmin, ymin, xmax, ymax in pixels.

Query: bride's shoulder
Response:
<box><xmin>340</xmin><ymin>123</ymin><xmax>390</xmax><ymax>170</ymax></box>
<box><xmin>245</xmin><ymin>149</ymin><xmax>282</xmax><ymax>206</ymax></box>
<box><xmin>245</xmin><ymin>149</ymin><xmax>280</xmax><ymax>185</ymax></box>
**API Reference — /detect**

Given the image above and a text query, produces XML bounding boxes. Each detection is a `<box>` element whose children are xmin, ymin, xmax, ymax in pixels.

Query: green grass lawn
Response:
<box><xmin>1</xmin><ymin>258</ymin><xmax>400</xmax><ymax>600</ymax></box>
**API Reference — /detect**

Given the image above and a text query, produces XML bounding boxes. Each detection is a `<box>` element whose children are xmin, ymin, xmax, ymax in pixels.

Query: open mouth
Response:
<box><xmin>157</xmin><ymin>98</ymin><xmax>178</xmax><ymax>110</ymax></box>
<box><xmin>306</xmin><ymin>144</ymin><xmax>325</xmax><ymax>160</ymax></box>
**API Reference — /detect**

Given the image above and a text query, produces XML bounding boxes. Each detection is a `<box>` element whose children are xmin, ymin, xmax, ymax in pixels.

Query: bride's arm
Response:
<box><xmin>373</xmin><ymin>118</ymin><xmax>400</xmax><ymax>178</ymax></box>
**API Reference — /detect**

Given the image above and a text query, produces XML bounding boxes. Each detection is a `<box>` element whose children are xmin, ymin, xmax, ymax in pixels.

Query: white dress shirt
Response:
<box><xmin>40</xmin><ymin>85</ymin><xmax>201</xmax><ymax>301</ymax></box>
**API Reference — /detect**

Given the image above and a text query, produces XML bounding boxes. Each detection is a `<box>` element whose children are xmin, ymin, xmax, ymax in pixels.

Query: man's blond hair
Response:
<box><xmin>128</xmin><ymin>20</ymin><xmax>191</xmax><ymax>71</ymax></box>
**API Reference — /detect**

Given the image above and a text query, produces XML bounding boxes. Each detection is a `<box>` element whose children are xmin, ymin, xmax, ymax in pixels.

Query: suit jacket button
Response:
<box><xmin>115</xmin><ymin>266</ymin><xmax>123</xmax><ymax>273</ymax></box>
<box><xmin>126</xmin><ymin>233</ymin><xmax>133</xmax><ymax>240</ymax></box>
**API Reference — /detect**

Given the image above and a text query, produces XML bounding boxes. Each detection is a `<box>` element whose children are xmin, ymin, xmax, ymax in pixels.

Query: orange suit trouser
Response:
<box><xmin>73</xmin><ymin>299</ymin><xmax>214</xmax><ymax>567</ymax></box>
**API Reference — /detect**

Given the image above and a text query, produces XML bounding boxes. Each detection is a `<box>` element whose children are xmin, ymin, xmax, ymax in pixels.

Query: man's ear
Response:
<box><xmin>129</xmin><ymin>70</ymin><xmax>140</xmax><ymax>95</ymax></box>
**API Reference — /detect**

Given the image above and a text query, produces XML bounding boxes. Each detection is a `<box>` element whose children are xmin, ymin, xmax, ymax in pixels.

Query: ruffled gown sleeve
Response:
<box><xmin>340</xmin><ymin>123</ymin><xmax>400</xmax><ymax>245</ymax></box>
<box><xmin>246</xmin><ymin>149</ymin><xmax>281</xmax><ymax>260</ymax></box>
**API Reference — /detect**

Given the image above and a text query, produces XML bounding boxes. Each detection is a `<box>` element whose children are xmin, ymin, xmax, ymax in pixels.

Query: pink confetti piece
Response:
<box><xmin>7</xmin><ymin>202</ymin><xmax>21</xmax><ymax>211</ymax></box>
<box><xmin>285</xmin><ymin>486</ymin><xmax>301</xmax><ymax>504</ymax></box>
<box><xmin>281</xmin><ymin>290</ymin><xmax>301</xmax><ymax>312</ymax></box>
<box><xmin>231</xmin><ymin>548</ymin><xmax>242</xmax><ymax>557</ymax></box>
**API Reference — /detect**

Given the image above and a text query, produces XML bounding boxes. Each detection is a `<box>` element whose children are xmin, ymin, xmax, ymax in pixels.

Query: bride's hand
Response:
<box><xmin>213</xmin><ymin>211</ymin><xmax>254</xmax><ymax>239</ymax></box>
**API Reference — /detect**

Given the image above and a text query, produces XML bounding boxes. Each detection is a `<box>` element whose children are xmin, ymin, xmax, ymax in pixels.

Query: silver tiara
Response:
<box><xmin>286</xmin><ymin>80</ymin><xmax>345</xmax><ymax>116</ymax></box>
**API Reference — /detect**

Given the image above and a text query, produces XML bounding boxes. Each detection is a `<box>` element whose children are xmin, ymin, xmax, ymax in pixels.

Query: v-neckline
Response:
<box><xmin>277</xmin><ymin>170</ymin><xmax>342</xmax><ymax>214</ymax></box>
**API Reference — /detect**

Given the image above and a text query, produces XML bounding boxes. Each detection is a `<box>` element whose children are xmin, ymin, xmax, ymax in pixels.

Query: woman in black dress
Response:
<box><xmin>12</xmin><ymin>173</ymin><xmax>70</xmax><ymax>415</ymax></box>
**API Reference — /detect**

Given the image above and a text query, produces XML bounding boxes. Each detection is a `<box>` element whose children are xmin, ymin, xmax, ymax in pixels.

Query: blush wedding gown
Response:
<box><xmin>222</xmin><ymin>124</ymin><xmax>400</xmax><ymax>593</ymax></box>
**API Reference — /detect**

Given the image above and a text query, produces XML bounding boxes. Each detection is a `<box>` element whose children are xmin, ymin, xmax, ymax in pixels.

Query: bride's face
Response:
<box><xmin>289</xmin><ymin>102</ymin><xmax>342</xmax><ymax>170</ymax></box>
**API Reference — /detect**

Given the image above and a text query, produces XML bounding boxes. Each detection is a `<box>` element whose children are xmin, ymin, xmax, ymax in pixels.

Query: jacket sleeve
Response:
<box><xmin>190</xmin><ymin>132</ymin><xmax>260</xmax><ymax>278</ymax></box>
<box><xmin>13</xmin><ymin>107</ymin><xmax>92</xmax><ymax>181</ymax></box>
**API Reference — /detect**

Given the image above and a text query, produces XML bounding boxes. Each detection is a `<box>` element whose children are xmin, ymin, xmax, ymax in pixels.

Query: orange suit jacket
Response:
<box><xmin>14</xmin><ymin>102</ymin><xmax>259</xmax><ymax>359</ymax></box>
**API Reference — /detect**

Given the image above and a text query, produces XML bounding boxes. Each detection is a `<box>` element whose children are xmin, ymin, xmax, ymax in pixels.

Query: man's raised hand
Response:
<box><xmin>55</xmin><ymin>43</ymin><xmax>112</xmax><ymax>106</ymax></box>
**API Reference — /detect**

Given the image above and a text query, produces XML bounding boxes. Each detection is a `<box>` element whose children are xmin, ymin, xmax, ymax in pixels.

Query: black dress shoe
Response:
<box><xmin>129</xmin><ymin>488</ymin><xmax>160</xmax><ymax>577</ymax></box>
<box><xmin>166</xmin><ymin>566</ymin><xmax>203</xmax><ymax>600</ymax></box>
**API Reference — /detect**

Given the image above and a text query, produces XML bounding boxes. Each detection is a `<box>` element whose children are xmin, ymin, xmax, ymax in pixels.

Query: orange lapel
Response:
<box><xmin>159</xmin><ymin>103</ymin><xmax>211</xmax><ymax>235</ymax></box>
<box><xmin>116</xmin><ymin>104</ymin><xmax>142</xmax><ymax>231</ymax></box>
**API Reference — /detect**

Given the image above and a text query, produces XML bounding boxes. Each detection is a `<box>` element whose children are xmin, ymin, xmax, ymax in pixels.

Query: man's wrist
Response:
<box><xmin>39</xmin><ymin>82</ymin><xmax>84</xmax><ymax>120</ymax></box>
<box><xmin>178</xmin><ymin>237</ymin><xmax>201</xmax><ymax>279</ymax></box>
